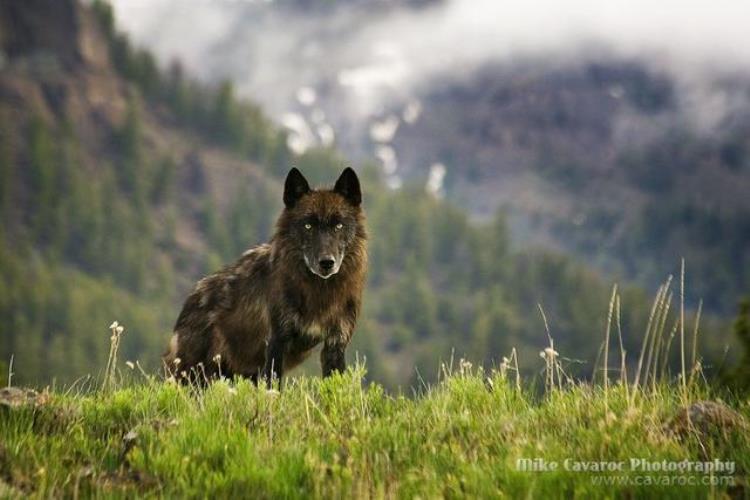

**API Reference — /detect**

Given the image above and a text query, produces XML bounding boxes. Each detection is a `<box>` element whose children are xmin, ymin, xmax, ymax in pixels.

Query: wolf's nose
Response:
<box><xmin>319</xmin><ymin>258</ymin><xmax>335</xmax><ymax>272</ymax></box>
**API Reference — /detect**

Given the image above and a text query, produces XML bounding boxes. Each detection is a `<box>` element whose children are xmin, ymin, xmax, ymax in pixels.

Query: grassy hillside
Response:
<box><xmin>2</xmin><ymin>284</ymin><xmax>747</xmax><ymax>497</ymax></box>
<box><xmin>1</xmin><ymin>366</ymin><xmax>748</xmax><ymax>498</ymax></box>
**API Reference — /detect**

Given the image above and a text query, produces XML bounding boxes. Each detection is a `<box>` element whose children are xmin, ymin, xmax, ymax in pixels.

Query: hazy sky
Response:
<box><xmin>110</xmin><ymin>0</ymin><xmax>750</xmax><ymax>191</ymax></box>
<box><xmin>111</xmin><ymin>0</ymin><xmax>750</xmax><ymax>136</ymax></box>
<box><xmin>112</xmin><ymin>0</ymin><xmax>750</xmax><ymax>68</ymax></box>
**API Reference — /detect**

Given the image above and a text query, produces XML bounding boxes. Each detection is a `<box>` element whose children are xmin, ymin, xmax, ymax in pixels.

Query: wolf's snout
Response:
<box><xmin>319</xmin><ymin>257</ymin><xmax>335</xmax><ymax>273</ymax></box>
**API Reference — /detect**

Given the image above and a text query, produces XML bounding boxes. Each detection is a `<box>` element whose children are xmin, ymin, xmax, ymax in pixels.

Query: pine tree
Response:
<box><xmin>28</xmin><ymin>116</ymin><xmax>56</xmax><ymax>240</ymax></box>
<box><xmin>114</xmin><ymin>100</ymin><xmax>150</xmax><ymax>217</ymax></box>
<box><xmin>213</xmin><ymin>81</ymin><xmax>239</xmax><ymax>147</ymax></box>
<box><xmin>151</xmin><ymin>156</ymin><xmax>176</xmax><ymax>204</ymax></box>
<box><xmin>0</xmin><ymin>113</ymin><xmax>11</xmax><ymax>226</ymax></box>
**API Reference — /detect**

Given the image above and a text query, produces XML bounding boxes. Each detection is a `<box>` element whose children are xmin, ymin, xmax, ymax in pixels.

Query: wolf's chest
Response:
<box><xmin>287</xmin><ymin>287</ymin><xmax>344</xmax><ymax>332</ymax></box>
<box><xmin>299</xmin><ymin>320</ymin><xmax>331</xmax><ymax>341</ymax></box>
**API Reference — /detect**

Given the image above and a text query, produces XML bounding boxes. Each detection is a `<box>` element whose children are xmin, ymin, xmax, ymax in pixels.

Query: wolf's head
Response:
<box><xmin>279</xmin><ymin>167</ymin><xmax>365</xmax><ymax>280</ymax></box>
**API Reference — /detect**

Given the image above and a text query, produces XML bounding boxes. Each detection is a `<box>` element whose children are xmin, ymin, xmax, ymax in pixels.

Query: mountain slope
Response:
<box><xmin>386</xmin><ymin>60</ymin><xmax>750</xmax><ymax>312</ymax></box>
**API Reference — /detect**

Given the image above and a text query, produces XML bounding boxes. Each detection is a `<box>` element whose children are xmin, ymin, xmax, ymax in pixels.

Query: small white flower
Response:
<box><xmin>173</xmin><ymin>357</ymin><xmax>181</xmax><ymax>366</ymax></box>
<box><xmin>115</xmin><ymin>325</ymin><xmax>124</xmax><ymax>335</ymax></box>
<box><xmin>541</xmin><ymin>347</ymin><xmax>559</xmax><ymax>359</ymax></box>
<box><xmin>125</xmin><ymin>361</ymin><xmax>135</xmax><ymax>370</ymax></box>
<box><xmin>109</xmin><ymin>321</ymin><xmax>119</xmax><ymax>330</ymax></box>
<box><xmin>213</xmin><ymin>354</ymin><xmax>222</xmax><ymax>364</ymax></box>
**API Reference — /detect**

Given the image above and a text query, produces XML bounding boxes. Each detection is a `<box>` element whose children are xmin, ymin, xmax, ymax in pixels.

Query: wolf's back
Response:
<box><xmin>165</xmin><ymin>244</ymin><xmax>273</xmax><ymax>380</ymax></box>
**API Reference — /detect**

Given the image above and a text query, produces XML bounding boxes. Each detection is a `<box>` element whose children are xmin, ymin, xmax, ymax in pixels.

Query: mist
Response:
<box><xmin>111</xmin><ymin>0</ymin><xmax>750</xmax><ymax>98</ymax></box>
<box><xmin>110</xmin><ymin>0</ymin><xmax>750</xmax><ymax>182</ymax></box>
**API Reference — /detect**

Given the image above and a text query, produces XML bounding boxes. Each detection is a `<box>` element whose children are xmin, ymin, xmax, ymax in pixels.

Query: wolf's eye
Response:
<box><xmin>304</xmin><ymin>223</ymin><xmax>312</xmax><ymax>230</ymax></box>
<box><xmin>335</xmin><ymin>223</ymin><xmax>344</xmax><ymax>231</ymax></box>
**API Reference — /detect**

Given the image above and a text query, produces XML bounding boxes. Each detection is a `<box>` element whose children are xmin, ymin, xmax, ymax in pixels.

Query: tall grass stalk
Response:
<box><xmin>644</xmin><ymin>280</ymin><xmax>671</xmax><ymax>392</ymax></box>
<box><xmin>614</xmin><ymin>294</ymin><xmax>630</xmax><ymax>404</ymax></box>
<box><xmin>603</xmin><ymin>284</ymin><xmax>617</xmax><ymax>416</ymax></box>
<box><xmin>101</xmin><ymin>321</ymin><xmax>125</xmax><ymax>393</ymax></box>
<box><xmin>689</xmin><ymin>299</ymin><xmax>703</xmax><ymax>387</ymax></box>
<box><xmin>538</xmin><ymin>304</ymin><xmax>560</xmax><ymax>392</ymax></box>
<box><xmin>632</xmin><ymin>282</ymin><xmax>664</xmax><ymax>399</ymax></box>
<box><xmin>679</xmin><ymin>258</ymin><xmax>687</xmax><ymax>401</ymax></box>
<box><xmin>659</xmin><ymin>319</ymin><xmax>679</xmax><ymax>381</ymax></box>
<box><xmin>650</xmin><ymin>289</ymin><xmax>673</xmax><ymax>392</ymax></box>
<box><xmin>7</xmin><ymin>354</ymin><xmax>13</xmax><ymax>388</ymax></box>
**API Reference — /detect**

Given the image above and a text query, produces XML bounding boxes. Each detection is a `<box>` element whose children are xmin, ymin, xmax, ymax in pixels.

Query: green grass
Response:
<box><xmin>1</xmin><ymin>363</ymin><xmax>748</xmax><ymax>499</ymax></box>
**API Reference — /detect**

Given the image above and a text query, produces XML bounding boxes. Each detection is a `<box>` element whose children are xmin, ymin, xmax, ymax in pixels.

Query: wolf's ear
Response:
<box><xmin>334</xmin><ymin>167</ymin><xmax>361</xmax><ymax>206</ymax></box>
<box><xmin>284</xmin><ymin>168</ymin><xmax>311</xmax><ymax>208</ymax></box>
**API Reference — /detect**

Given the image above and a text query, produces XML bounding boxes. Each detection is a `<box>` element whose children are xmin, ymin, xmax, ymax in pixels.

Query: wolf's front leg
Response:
<box><xmin>321</xmin><ymin>338</ymin><xmax>347</xmax><ymax>377</ymax></box>
<box><xmin>263</xmin><ymin>333</ymin><xmax>287</xmax><ymax>389</ymax></box>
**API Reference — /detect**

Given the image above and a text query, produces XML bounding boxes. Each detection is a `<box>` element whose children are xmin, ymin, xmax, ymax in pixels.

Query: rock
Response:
<box><xmin>119</xmin><ymin>430</ymin><xmax>139</xmax><ymax>465</ymax></box>
<box><xmin>122</xmin><ymin>430</ymin><xmax>138</xmax><ymax>445</ymax></box>
<box><xmin>667</xmin><ymin>400</ymin><xmax>747</xmax><ymax>439</ymax></box>
<box><xmin>0</xmin><ymin>387</ymin><xmax>47</xmax><ymax>409</ymax></box>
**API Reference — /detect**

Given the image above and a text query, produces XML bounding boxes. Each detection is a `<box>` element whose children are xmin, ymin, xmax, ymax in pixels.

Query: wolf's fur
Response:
<box><xmin>164</xmin><ymin>168</ymin><xmax>367</xmax><ymax>386</ymax></box>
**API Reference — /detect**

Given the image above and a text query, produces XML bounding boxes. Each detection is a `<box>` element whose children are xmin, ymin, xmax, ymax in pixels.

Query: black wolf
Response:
<box><xmin>164</xmin><ymin>168</ymin><xmax>367</xmax><ymax>387</ymax></box>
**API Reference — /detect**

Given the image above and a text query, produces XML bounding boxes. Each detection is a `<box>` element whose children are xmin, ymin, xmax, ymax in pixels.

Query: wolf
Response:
<box><xmin>164</xmin><ymin>167</ymin><xmax>367</xmax><ymax>387</ymax></box>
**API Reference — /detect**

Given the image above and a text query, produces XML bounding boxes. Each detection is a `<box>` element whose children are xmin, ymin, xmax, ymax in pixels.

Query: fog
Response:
<box><xmin>112</xmin><ymin>0</ymin><xmax>750</xmax><ymax>89</ymax></box>
<box><xmin>111</xmin><ymin>0</ymin><xmax>750</xmax><ymax>165</ymax></box>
